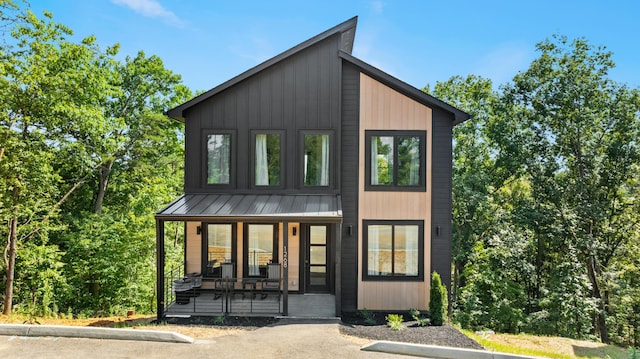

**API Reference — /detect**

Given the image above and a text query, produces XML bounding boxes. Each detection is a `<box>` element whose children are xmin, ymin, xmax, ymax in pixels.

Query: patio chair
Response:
<box><xmin>213</xmin><ymin>262</ymin><xmax>235</xmax><ymax>300</ymax></box>
<box><xmin>260</xmin><ymin>263</ymin><xmax>281</xmax><ymax>299</ymax></box>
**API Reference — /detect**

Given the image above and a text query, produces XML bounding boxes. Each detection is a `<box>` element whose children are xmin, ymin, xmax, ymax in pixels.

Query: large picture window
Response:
<box><xmin>303</xmin><ymin>133</ymin><xmax>331</xmax><ymax>186</ymax></box>
<box><xmin>244</xmin><ymin>224</ymin><xmax>278</xmax><ymax>278</ymax></box>
<box><xmin>362</xmin><ymin>220</ymin><xmax>424</xmax><ymax>281</ymax></box>
<box><xmin>253</xmin><ymin>131</ymin><xmax>283</xmax><ymax>187</ymax></box>
<box><xmin>365</xmin><ymin>131</ymin><xmax>426</xmax><ymax>191</ymax></box>
<box><xmin>205</xmin><ymin>132</ymin><xmax>232</xmax><ymax>185</ymax></box>
<box><xmin>204</xmin><ymin>223</ymin><xmax>236</xmax><ymax>277</ymax></box>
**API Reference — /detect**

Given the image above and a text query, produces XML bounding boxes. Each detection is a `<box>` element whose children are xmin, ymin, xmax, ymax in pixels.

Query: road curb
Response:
<box><xmin>0</xmin><ymin>324</ymin><xmax>194</xmax><ymax>344</ymax></box>
<box><xmin>362</xmin><ymin>340</ymin><xmax>548</xmax><ymax>359</ymax></box>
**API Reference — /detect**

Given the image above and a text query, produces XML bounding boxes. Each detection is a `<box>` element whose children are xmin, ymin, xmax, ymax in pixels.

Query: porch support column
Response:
<box><xmin>156</xmin><ymin>218</ymin><xmax>165</xmax><ymax>321</ymax></box>
<box><xmin>283</xmin><ymin>220</ymin><xmax>289</xmax><ymax>316</ymax></box>
<box><xmin>335</xmin><ymin>223</ymin><xmax>342</xmax><ymax>316</ymax></box>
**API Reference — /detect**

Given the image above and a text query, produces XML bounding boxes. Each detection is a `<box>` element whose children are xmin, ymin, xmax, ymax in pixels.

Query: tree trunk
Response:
<box><xmin>3</xmin><ymin>216</ymin><xmax>17</xmax><ymax>315</ymax></box>
<box><xmin>587</xmin><ymin>254</ymin><xmax>610</xmax><ymax>343</ymax></box>
<box><xmin>94</xmin><ymin>160</ymin><xmax>113</xmax><ymax>214</ymax></box>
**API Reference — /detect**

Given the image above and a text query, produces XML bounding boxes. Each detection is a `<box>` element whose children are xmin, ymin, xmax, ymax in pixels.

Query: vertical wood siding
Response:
<box><xmin>185</xmin><ymin>221</ymin><xmax>201</xmax><ymax>275</ymax></box>
<box><xmin>357</xmin><ymin>73</ymin><xmax>433</xmax><ymax>310</ymax></box>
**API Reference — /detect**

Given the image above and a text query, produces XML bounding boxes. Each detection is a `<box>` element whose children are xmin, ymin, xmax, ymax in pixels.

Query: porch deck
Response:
<box><xmin>164</xmin><ymin>291</ymin><xmax>336</xmax><ymax>318</ymax></box>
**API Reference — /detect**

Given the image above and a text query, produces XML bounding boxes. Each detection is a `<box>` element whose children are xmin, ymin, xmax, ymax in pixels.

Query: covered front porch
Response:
<box><xmin>155</xmin><ymin>194</ymin><xmax>343</xmax><ymax>321</ymax></box>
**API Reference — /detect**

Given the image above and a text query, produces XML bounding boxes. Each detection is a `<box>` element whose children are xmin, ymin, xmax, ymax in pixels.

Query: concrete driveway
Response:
<box><xmin>0</xmin><ymin>320</ymin><xmax>411</xmax><ymax>359</ymax></box>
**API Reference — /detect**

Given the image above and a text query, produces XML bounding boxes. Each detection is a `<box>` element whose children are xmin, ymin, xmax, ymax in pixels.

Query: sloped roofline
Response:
<box><xmin>338</xmin><ymin>51</ymin><xmax>470</xmax><ymax>125</ymax></box>
<box><xmin>166</xmin><ymin>16</ymin><xmax>358</xmax><ymax>121</ymax></box>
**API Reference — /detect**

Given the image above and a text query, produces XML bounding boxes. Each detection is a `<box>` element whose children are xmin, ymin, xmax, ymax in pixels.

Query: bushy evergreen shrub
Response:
<box><xmin>430</xmin><ymin>271</ymin><xmax>448</xmax><ymax>326</ymax></box>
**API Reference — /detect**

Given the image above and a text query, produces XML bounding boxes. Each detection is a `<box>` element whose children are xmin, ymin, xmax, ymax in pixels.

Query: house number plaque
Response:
<box><xmin>283</xmin><ymin>245</ymin><xmax>288</xmax><ymax>268</ymax></box>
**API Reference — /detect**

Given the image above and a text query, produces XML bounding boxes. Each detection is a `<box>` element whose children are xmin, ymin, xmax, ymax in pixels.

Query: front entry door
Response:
<box><xmin>305</xmin><ymin>225</ymin><xmax>329</xmax><ymax>292</ymax></box>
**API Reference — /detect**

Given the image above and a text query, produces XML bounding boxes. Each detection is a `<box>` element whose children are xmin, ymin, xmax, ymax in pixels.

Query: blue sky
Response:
<box><xmin>28</xmin><ymin>0</ymin><xmax>640</xmax><ymax>93</ymax></box>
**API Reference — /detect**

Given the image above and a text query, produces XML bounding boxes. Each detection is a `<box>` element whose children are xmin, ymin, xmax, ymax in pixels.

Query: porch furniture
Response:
<box><xmin>213</xmin><ymin>262</ymin><xmax>235</xmax><ymax>300</ymax></box>
<box><xmin>261</xmin><ymin>263</ymin><xmax>281</xmax><ymax>299</ymax></box>
<box><xmin>186</xmin><ymin>272</ymin><xmax>202</xmax><ymax>296</ymax></box>
<box><xmin>173</xmin><ymin>277</ymin><xmax>194</xmax><ymax>305</ymax></box>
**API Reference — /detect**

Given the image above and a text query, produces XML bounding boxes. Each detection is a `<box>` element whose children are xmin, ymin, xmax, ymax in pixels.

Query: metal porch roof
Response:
<box><xmin>156</xmin><ymin>194</ymin><xmax>343</xmax><ymax>223</ymax></box>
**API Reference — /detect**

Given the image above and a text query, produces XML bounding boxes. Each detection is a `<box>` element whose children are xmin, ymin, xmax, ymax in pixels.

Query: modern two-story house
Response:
<box><xmin>155</xmin><ymin>17</ymin><xmax>469</xmax><ymax>320</ymax></box>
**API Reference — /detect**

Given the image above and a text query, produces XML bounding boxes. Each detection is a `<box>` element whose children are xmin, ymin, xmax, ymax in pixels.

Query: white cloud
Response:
<box><xmin>111</xmin><ymin>0</ymin><xmax>184</xmax><ymax>26</ymax></box>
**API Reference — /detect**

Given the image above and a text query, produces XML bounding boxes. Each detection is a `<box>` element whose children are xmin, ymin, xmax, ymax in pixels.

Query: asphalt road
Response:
<box><xmin>0</xmin><ymin>321</ymin><xmax>411</xmax><ymax>359</ymax></box>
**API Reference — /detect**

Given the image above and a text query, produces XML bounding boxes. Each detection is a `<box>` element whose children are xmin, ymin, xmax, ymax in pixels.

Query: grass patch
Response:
<box><xmin>461</xmin><ymin>328</ymin><xmax>629</xmax><ymax>359</ymax></box>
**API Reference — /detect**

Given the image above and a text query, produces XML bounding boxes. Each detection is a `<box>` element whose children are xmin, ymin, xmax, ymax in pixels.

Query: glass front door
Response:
<box><xmin>305</xmin><ymin>225</ymin><xmax>329</xmax><ymax>292</ymax></box>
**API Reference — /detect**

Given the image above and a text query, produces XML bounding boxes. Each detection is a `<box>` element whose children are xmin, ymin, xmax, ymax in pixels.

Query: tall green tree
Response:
<box><xmin>0</xmin><ymin>8</ymin><xmax>117</xmax><ymax>314</ymax></box>
<box><xmin>493</xmin><ymin>35</ymin><xmax>640</xmax><ymax>343</ymax></box>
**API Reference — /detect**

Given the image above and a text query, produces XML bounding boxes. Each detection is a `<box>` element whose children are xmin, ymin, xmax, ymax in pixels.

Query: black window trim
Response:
<box><xmin>202</xmin><ymin>129</ymin><xmax>236</xmax><ymax>189</ymax></box>
<box><xmin>362</xmin><ymin>219</ymin><xmax>424</xmax><ymax>282</ymax></box>
<box><xmin>299</xmin><ymin>130</ymin><xmax>335</xmax><ymax>189</ymax></box>
<box><xmin>364</xmin><ymin>130</ymin><xmax>426</xmax><ymax>192</ymax></box>
<box><xmin>249</xmin><ymin>129</ymin><xmax>286</xmax><ymax>189</ymax></box>
<box><xmin>201</xmin><ymin>222</ymin><xmax>238</xmax><ymax>278</ymax></box>
<box><xmin>243</xmin><ymin>223</ymin><xmax>279</xmax><ymax>278</ymax></box>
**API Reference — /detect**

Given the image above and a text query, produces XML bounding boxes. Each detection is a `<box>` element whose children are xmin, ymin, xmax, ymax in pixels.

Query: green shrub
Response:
<box><xmin>429</xmin><ymin>271</ymin><xmax>448</xmax><ymax>326</ymax></box>
<box><xmin>409</xmin><ymin>308</ymin><xmax>430</xmax><ymax>327</ymax></box>
<box><xmin>358</xmin><ymin>308</ymin><xmax>376</xmax><ymax>325</ymax></box>
<box><xmin>385</xmin><ymin>313</ymin><xmax>404</xmax><ymax>331</ymax></box>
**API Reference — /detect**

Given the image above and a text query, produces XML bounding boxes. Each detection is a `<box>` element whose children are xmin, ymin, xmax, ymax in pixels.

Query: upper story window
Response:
<box><xmin>253</xmin><ymin>131</ymin><xmax>283</xmax><ymax>187</ymax></box>
<box><xmin>303</xmin><ymin>132</ymin><xmax>332</xmax><ymax>187</ymax></box>
<box><xmin>204</xmin><ymin>130</ymin><xmax>235</xmax><ymax>187</ymax></box>
<box><xmin>365</xmin><ymin>131</ymin><xmax>426</xmax><ymax>191</ymax></box>
<box><xmin>362</xmin><ymin>220</ymin><xmax>424</xmax><ymax>281</ymax></box>
<box><xmin>206</xmin><ymin>133</ymin><xmax>231</xmax><ymax>184</ymax></box>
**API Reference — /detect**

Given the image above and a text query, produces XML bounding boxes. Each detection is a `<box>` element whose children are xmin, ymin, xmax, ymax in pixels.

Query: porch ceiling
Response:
<box><xmin>156</xmin><ymin>194</ymin><xmax>343</xmax><ymax>223</ymax></box>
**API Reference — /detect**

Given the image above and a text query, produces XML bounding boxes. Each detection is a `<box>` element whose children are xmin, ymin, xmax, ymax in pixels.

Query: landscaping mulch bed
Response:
<box><xmin>339</xmin><ymin>312</ymin><xmax>484</xmax><ymax>350</ymax></box>
<box><xmin>159</xmin><ymin>313</ymin><xmax>483</xmax><ymax>350</ymax></box>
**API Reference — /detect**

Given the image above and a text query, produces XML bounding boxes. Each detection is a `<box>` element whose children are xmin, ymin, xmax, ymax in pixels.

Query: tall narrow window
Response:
<box><xmin>363</xmin><ymin>220</ymin><xmax>423</xmax><ymax>281</ymax></box>
<box><xmin>303</xmin><ymin>134</ymin><xmax>330</xmax><ymax>186</ymax></box>
<box><xmin>365</xmin><ymin>131</ymin><xmax>426</xmax><ymax>191</ymax></box>
<box><xmin>370</xmin><ymin>136</ymin><xmax>394</xmax><ymax>185</ymax></box>
<box><xmin>397</xmin><ymin>136</ymin><xmax>421</xmax><ymax>186</ymax></box>
<box><xmin>207</xmin><ymin>134</ymin><xmax>231</xmax><ymax>184</ymax></box>
<box><xmin>255</xmin><ymin>133</ymin><xmax>281</xmax><ymax>186</ymax></box>
<box><xmin>244</xmin><ymin>224</ymin><xmax>278</xmax><ymax>277</ymax></box>
<box><xmin>204</xmin><ymin>224</ymin><xmax>235</xmax><ymax>277</ymax></box>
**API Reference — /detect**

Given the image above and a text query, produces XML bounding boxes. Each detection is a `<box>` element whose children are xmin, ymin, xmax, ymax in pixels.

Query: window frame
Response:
<box><xmin>362</xmin><ymin>220</ymin><xmax>424</xmax><ymax>281</ymax></box>
<box><xmin>250</xmin><ymin>129</ymin><xmax>285</xmax><ymax>189</ymax></box>
<box><xmin>202</xmin><ymin>129</ymin><xmax>236</xmax><ymax>189</ymax></box>
<box><xmin>299</xmin><ymin>130</ymin><xmax>334</xmax><ymax>189</ymax></box>
<box><xmin>201</xmin><ymin>222</ymin><xmax>237</xmax><ymax>278</ymax></box>
<box><xmin>364</xmin><ymin>130</ymin><xmax>426</xmax><ymax>191</ymax></box>
<box><xmin>243</xmin><ymin>223</ymin><xmax>279</xmax><ymax>278</ymax></box>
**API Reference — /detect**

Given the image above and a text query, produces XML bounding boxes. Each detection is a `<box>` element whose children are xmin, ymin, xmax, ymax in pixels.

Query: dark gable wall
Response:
<box><xmin>183</xmin><ymin>33</ymin><xmax>343</xmax><ymax>193</ymax></box>
<box><xmin>430</xmin><ymin>106</ymin><xmax>454</xmax><ymax>292</ymax></box>
<box><xmin>339</xmin><ymin>62</ymin><xmax>360</xmax><ymax>312</ymax></box>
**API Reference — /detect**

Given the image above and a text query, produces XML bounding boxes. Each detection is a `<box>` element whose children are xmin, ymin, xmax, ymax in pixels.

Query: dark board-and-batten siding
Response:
<box><xmin>183</xmin><ymin>34</ymin><xmax>343</xmax><ymax>193</ymax></box>
<box><xmin>339</xmin><ymin>62</ymin><xmax>360</xmax><ymax>312</ymax></box>
<box><xmin>430</xmin><ymin>106</ymin><xmax>454</xmax><ymax>291</ymax></box>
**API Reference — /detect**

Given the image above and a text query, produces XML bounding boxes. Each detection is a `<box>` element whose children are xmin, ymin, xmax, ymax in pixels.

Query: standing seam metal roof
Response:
<box><xmin>156</xmin><ymin>194</ymin><xmax>343</xmax><ymax>222</ymax></box>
